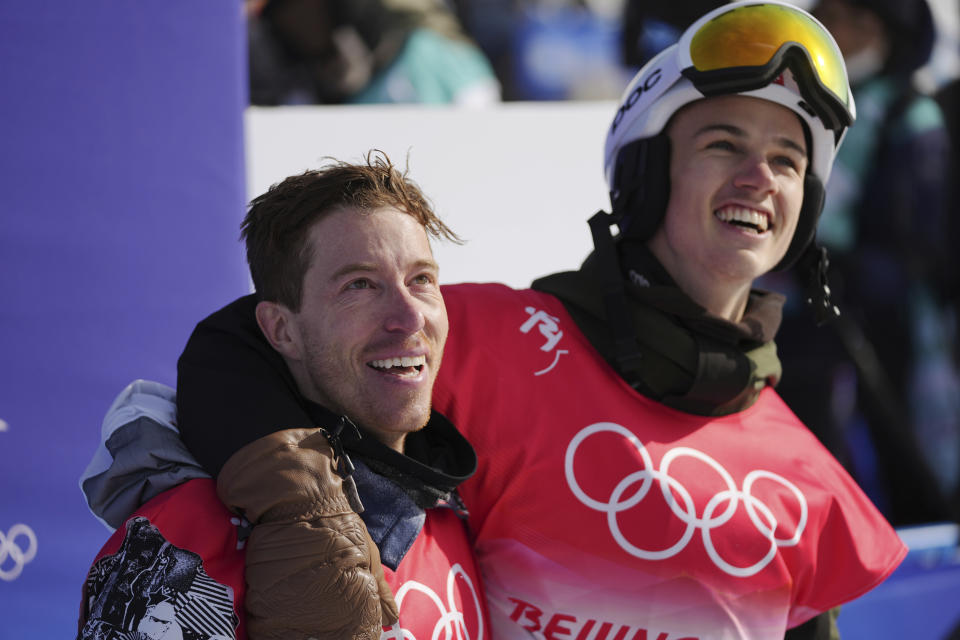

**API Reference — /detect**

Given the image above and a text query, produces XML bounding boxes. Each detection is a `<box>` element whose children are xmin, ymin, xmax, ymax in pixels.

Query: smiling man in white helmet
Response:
<box><xmin>435</xmin><ymin>3</ymin><xmax>903</xmax><ymax>638</ymax></box>
<box><xmin>164</xmin><ymin>2</ymin><xmax>906</xmax><ymax>639</ymax></box>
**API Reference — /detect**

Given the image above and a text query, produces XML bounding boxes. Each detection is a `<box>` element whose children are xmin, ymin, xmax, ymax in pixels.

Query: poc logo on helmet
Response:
<box><xmin>611</xmin><ymin>67</ymin><xmax>663</xmax><ymax>134</ymax></box>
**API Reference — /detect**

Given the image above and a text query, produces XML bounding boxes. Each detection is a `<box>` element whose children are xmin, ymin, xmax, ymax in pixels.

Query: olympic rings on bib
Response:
<box><xmin>384</xmin><ymin>563</ymin><xmax>485</xmax><ymax>640</ymax></box>
<box><xmin>564</xmin><ymin>423</ymin><xmax>807</xmax><ymax>578</ymax></box>
<box><xmin>0</xmin><ymin>523</ymin><xmax>38</xmax><ymax>582</ymax></box>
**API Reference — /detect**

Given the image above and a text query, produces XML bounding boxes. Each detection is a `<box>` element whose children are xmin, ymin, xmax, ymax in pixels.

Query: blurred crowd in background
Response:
<box><xmin>243</xmin><ymin>0</ymin><xmax>960</xmax><ymax>527</ymax></box>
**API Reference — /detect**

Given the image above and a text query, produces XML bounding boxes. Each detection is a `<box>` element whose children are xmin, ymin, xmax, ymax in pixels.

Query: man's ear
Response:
<box><xmin>255</xmin><ymin>300</ymin><xmax>302</xmax><ymax>361</ymax></box>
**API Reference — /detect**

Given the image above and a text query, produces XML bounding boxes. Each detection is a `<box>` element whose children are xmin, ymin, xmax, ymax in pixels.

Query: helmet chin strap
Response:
<box><xmin>772</xmin><ymin>172</ymin><xmax>824</xmax><ymax>271</ymax></box>
<box><xmin>796</xmin><ymin>242</ymin><xmax>841</xmax><ymax>326</ymax></box>
<box><xmin>775</xmin><ymin>172</ymin><xmax>841</xmax><ymax>326</ymax></box>
<box><xmin>588</xmin><ymin>209</ymin><xmax>645</xmax><ymax>382</ymax></box>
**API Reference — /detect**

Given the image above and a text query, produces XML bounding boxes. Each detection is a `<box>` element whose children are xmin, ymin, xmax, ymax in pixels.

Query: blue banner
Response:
<box><xmin>0</xmin><ymin>3</ymin><xmax>247</xmax><ymax>637</ymax></box>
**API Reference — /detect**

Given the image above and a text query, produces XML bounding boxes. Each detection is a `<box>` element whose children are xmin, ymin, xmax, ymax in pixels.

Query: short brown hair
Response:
<box><xmin>241</xmin><ymin>150</ymin><xmax>460</xmax><ymax>310</ymax></box>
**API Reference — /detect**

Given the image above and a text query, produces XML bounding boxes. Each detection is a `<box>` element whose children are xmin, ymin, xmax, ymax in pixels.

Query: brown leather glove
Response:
<box><xmin>217</xmin><ymin>428</ymin><xmax>399</xmax><ymax>640</ymax></box>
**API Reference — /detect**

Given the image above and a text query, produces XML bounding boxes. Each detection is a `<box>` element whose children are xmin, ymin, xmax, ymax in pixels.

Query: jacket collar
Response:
<box><xmin>302</xmin><ymin>402</ymin><xmax>476</xmax><ymax>570</ymax></box>
<box><xmin>533</xmin><ymin>242</ymin><xmax>785</xmax><ymax>415</ymax></box>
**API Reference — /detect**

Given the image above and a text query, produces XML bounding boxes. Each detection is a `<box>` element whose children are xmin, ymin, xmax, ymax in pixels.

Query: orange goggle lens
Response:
<box><xmin>688</xmin><ymin>3</ymin><xmax>850</xmax><ymax>108</ymax></box>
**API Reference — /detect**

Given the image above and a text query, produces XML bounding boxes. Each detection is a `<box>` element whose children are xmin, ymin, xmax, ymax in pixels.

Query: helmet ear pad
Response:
<box><xmin>773</xmin><ymin>171</ymin><xmax>824</xmax><ymax>271</ymax></box>
<box><xmin>609</xmin><ymin>133</ymin><xmax>672</xmax><ymax>242</ymax></box>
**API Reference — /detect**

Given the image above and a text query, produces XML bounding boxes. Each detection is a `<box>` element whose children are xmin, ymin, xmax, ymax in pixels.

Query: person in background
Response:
<box><xmin>77</xmin><ymin>152</ymin><xmax>487</xmax><ymax>639</ymax></box>
<box><xmin>621</xmin><ymin>0</ymin><xmax>725</xmax><ymax>71</ymax></box>
<box><xmin>172</xmin><ymin>4</ymin><xmax>907</xmax><ymax>639</ymax></box>
<box><xmin>246</xmin><ymin>0</ymin><xmax>500</xmax><ymax>106</ymax></box>
<box><xmin>935</xmin><ymin>70</ymin><xmax>960</xmax><ymax>369</ymax></box>
<box><xmin>932</xmin><ymin>8</ymin><xmax>960</xmax><ymax>524</ymax></box>
<box><xmin>768</xmin><ymin>0</ymin><xmax>959</xmax><ymax>526</ymax></box>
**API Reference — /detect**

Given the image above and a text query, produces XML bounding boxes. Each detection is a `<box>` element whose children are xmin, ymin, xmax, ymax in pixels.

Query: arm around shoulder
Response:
<box><xmin>217</xmin><ymin>427</ymin><xmax>399</xmax><ymax>639</ymax></box>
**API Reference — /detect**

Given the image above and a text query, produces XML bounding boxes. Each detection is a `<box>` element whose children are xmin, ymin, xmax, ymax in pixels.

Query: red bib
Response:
<box><xmin>82</xmin><ymin>478</ymin><xmax>489</xmax><ymax>640</ymax></box>
<box><xmin>435</xmin><ymin>283</ymin><xmax>906</xmax><ymax>640</ymax></box>
<box><xmin>382</xmin><ymin>507</ymin><xmax>489</xmax><ymax>639</ymax></box>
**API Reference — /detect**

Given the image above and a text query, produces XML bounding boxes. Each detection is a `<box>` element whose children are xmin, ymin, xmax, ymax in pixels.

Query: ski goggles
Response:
<box><xmin>676</xmin><ymin>2</ymin><xmax>854</xmax><ymax>131</ymax></box>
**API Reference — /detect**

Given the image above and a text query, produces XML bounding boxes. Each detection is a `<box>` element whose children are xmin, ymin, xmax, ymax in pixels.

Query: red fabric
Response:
<box><xmin>84</xmin><ymin>479</ymin><xmax>247</xmax><ymax>638</ymax></box>
<box><xmin>434</xmin><ymin>282</ymin><xmax>906</xmax><ymax>639</ymax></box>
<box><xmin>83</xmin><ymin>478</ymin><xmax>488</xmax><ymax>640</ymax></box>
<box><xmin>381</xmin><ymin>508</ymin><xmax>489</xmax><ymax>639</ymax></box>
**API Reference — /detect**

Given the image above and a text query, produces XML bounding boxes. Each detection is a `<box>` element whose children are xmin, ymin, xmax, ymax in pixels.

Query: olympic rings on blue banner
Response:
<box><xmin>0</xmin><ymin>523</ymin><xmax>38</xmax><ymax>582</ymax></box>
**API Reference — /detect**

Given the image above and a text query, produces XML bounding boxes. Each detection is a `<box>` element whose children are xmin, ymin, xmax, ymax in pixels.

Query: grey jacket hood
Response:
<box><xmin>79</xmin><ymin>379</ymin><xmax>209</xmax><ymax>530</ymax></box>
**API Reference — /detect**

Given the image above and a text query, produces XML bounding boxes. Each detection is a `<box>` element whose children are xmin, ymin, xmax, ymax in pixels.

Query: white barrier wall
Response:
<box><xmin>245</xmin><ymin>102</ymin><xmax>616</xmax><ymax>289</ymax></box>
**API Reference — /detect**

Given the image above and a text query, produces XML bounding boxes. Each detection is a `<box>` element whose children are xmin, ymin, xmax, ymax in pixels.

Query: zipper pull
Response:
<box><xmin>319</xmin><ymin>415</ymin><xmax>364</xmax><ymax>513</ymax></box>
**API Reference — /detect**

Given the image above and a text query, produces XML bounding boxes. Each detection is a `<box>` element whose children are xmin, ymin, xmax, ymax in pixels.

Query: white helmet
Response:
<box><xmin>603</xmin><ymin>0</ymin><xmax>855</xmax><ymax>269</ymax></box>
